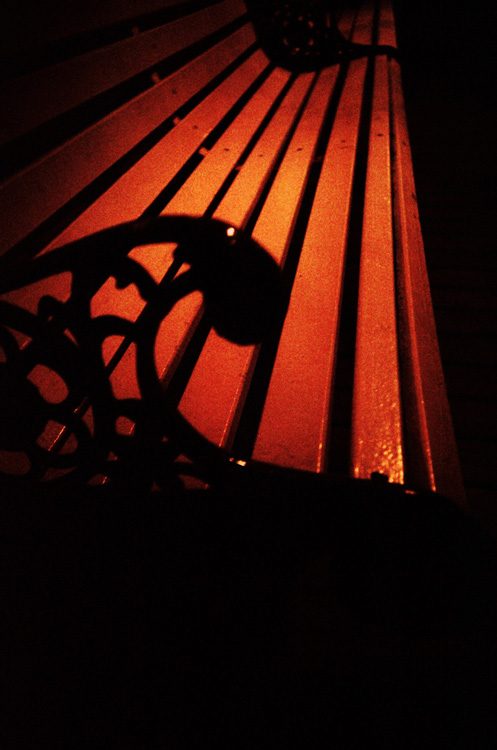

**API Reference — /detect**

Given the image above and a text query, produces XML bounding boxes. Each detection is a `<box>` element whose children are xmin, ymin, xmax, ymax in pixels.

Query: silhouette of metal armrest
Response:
<box><xmin>0</xmin><ymin>216</ymin><xmax>283</xmax><ymax>493</ymax></box>
<box><xmin>1</xmin><ymin>218</ymin><xmax>494</xmax><ymax>640</ymax></box>
<box><xmin>244</xmin><ymin>0</ymin><xmax>400</xmax><ymax>71</ymax></box>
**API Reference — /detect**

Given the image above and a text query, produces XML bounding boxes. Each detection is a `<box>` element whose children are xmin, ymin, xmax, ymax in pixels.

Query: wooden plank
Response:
<box><xmin>252</xmin><ymin>7</ymin><xmax>374</xmax><ymax>472</ymax></box>
<box><xmin>0</xmin><ymin>23</ymin><xmax>256</xmax><ymax>256</ymax></box>
<box><xmin>212</xmin><ymin>75</ymin><xmax>314</xmax><ymax>228</ymax></box>
<box><xmin>178</xmin><ymin>69</ymin><xmax>336</xmax><ymax>452</ymax></box>
<box><xmin>351</xmin><ymin>51</ymin><xmax>404</xmax><ymax>484</ymax></box>
<box><xmin>0</xmin><ymin>0</ymin><xmax>246</xmax><ymax>145</ymax></box>
<box><xmin>376</xmin><ymin>0</ymin><xmax>397</xmax><ymax>48</ymax></box>
<box><xmin>1</xmin><ymin>0</ymin><xmax>195</xmax><ymax>59</ymax></box>
<box><xmin>161</xmin><ymin>66</ymin><xmax>291</xmax><ymax>218</ymax></box>
<box><xmin>389</xmin><ymin>54</ymin><xmax>466</xmax><ymax>504</ymax></box>
<box><xmin>150</xmin><ymin>73</ymin><xmax>311</xmax><ymax>395</ymax></box>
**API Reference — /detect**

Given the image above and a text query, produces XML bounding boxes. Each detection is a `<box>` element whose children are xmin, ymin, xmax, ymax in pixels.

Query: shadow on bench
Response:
<box><xmin>1</xmin><ymin>1</ymin><xmax>496</xmax><ymax>745</ymax></box>
<box><xmin>1</xmin><ymin>215</ymin><xmax>494</xmax><ymax>640</ymax></box>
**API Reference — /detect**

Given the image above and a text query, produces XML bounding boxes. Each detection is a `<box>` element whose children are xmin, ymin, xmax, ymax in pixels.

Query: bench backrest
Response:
<box><xmin>0</xmin><ymin>0</ymin><xmax>465</xmax><ymax>505</ymax></box>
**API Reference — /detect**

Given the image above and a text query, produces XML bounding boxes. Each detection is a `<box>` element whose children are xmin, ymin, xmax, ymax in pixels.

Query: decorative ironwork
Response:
<box><xmin>0</xmin><ymin>216</ymin><xmax>283</xmax><ymax>495</ymax></box>
<box><xmin>1</xmin><ymin>216</ymin><xmax>493</xmax><ymax>637</ymax></box>
<box><xmin>244</xmin><ymin>0</ymin><xmax>399</xmax><ymax>70</ymax></box>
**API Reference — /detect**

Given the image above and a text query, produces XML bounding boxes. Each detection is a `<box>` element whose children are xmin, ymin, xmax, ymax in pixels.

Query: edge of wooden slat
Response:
<box><xmin>389</xmin><ymin>57</ymin><xmax>466</xmax><ymax>506</ymax></box>
<box><xmin>351</xmin><ymin>51</ymin><xmax>404</xmax><ymax>485</ymax></box>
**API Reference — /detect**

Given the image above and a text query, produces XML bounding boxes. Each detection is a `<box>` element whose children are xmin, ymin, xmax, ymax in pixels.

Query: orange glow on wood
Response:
<box><xmin>214</xmin><ymin>74</ymin><xmax>313</xmax><ymax>227</ymax></box>
<box><xmin>253</xmin><ymin>12</ymin><xmax>371</xmax><ymax>473</ymax></box>
<box><xmin>377</xmin><ymin>0</ymin><xmax>397</xmax><ymax>47</ymax></box>
<box><xmin>109</xmin><ymin>343</ymin><xmax>140</xmax><ymax>401</ymax></box>
<box><xmin>1</xmin><ymin>23</ymin><xmax>258</xmax><ymax>256</ymax></box>
<box><xmin>2</xmin><ymin>273</ymin><xmax>72</xmax><ymax>315</ymax></box>
<box><xmin>45</xmin><ymin>46</ymin><xmax>269</xmax><ymax>252</ymax></box>
<box><xmin>0</xmin><ymin>450</ymin><xmax>31</xmax><ymax>476</ymax></box>
<box><xmin>101</xmin><ymin>335</ymin><xmax>126</xmax><ymax>367</ymax></box>
<box><xmin>115</xmin><ymin>415</ymin><xmax>136</xmax><ymax>436</ymax></box>
<box><xmin>173</xmin><ymin>75</ymin><xmax>314</xmax><ymax>445</ymax></box>
<box><xmin>351</xmin><ymin>54</ymin><xmax>404</xmax><ymax>484</ymax></box>
<box><xmin>129</xmin><ymin>243</ymin><xmax>177</xmax><ymax>284</ymax></box>
<box><xmin>37</xmin><ymin>420</ymin><xmax>73</xmax><ymax>453</ymax></box>
<box><xmin>27</xmin><ymin>365</ymin><xmax>68</xmax><ymax>404</ymax></box>
<box><xmin>155</xmin><ymin>291</ymin><xmax>204</xmax><ymax>383</ymax></box>
<box><xmin>251</xmin><ymin>70</ymin><xmax>334</xmax><ymax>264</ymax></box>
<box><xmin>0</xmin><ymin>0</ymin><xmax>465</xmax><ymax>502</ymax></box>
<box><xmin>179</xmin><ymin>69</ymin><xmax>334</xmax><ymax>451</ymax></box>
<box><xmin>163</xmin><ymin>62</ymin><xmax>289</xmax><ymax>219</ymax></box>
<box><xmin>90</xmin><ymin>276</ymin><xmax>146</xmax><ymax>322</ymax></box>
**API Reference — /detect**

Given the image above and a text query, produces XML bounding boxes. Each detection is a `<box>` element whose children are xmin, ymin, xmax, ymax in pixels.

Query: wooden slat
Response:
<box><xmin>351</xmin><ymin>50</ymin><xmax>404</xmax><ymax>484</ymax></box>
<box><xmin>0</xmin><ymin>0</ymin><xmax>246</xmax><ymax>145</ymax></box>
<box><xmin>252</xmin><ymin>6</ymin><xmax>373</xmax><ymax>472</ymax></box>
<box><xmin>1</xmin><ymin>0</ymin><xmax>193</xmax><ymax>59</ymax></box>
<box><xmin>389</xmin><ymin>55</ymin><xmax>466</xmax><ymax>504</ymax></box>
<box><xmin>161</xmin><ymin>71</ymin><xmax>312</xmax><ymax>427</ymax></box>
<box><xmin>178</xmin><ymin>69</ymin><xmax>337</xmax><ymax>452</ymax></box>
<box><xmin>0</xmin><ymin>23</ymin><xmax>256</xmax><ymax>256</ymax></box>
<box><xmin>212</xmin><ymin>75</ymin><xmax>314</xmax><ymax>228</ymax></box>
<box><xmin>376</xmin><ymin>0</ymin><xmax>397</xmax><ymax>47</ymax></box>
<box><xmin>162</xmin><ymin>67</ymin><xmax>291</xmax><ymax>218</ymax></box>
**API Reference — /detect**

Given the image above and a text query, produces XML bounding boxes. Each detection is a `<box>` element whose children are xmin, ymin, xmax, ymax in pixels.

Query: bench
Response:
<box><xmin>0</xmin><ymin>0</ymin><xmax>465</xmax><ymax>506</ymax></box>
<box><xmin>4</xmin><ymin>3</ymin><xmax>497</xmax><ymax>745</ymax></box>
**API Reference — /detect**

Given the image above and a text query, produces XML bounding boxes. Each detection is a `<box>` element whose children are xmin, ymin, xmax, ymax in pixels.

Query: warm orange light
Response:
<box><xmin>226</xmin><ymin>226</ymin><xmax>236</xmax><ymax>237</ymax></box>
<box><xmin>229</xmin><ymin>457</ymin><xmax>247</xmax><ymax>466</ymax></box>
<box><xmin>27</xmin><ymin>365</ymin><xmax>68</xmax><ymax>404</ymax></box>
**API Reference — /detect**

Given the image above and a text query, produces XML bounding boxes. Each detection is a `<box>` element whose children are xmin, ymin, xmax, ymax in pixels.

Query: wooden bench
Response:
<box><xmin>0</xmin><ymin>0</ymin><xmax>465</xmax><ymax>507</ymax></box>
<box><xmin>4</xmin><ymin>5</ymin><xmax>497</xmax><ymax>745</ymax></box>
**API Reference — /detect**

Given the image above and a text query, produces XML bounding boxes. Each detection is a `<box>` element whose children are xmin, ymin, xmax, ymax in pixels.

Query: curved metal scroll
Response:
<box><xmin>0</xmin><ymin>216</ymin><xmax>283</xmax><ymax>495</ymax></box>
<box><xmin>1</xmin><ymin>218</ymin><xmax>494</xmax><ymax>637</ymax></box>
<box><xmin>244</xmin><ymin>0</ymin><xmax>399</xmax><ymax>70</ymax></box>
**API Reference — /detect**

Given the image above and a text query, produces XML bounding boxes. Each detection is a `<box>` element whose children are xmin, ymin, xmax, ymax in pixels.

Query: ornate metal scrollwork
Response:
<box><xmin>1</xmin><ymin>216</ymin><xmax>493</xmax><ymax>638</ymax></box>
<box><xmin>244</xmin><ymin>0</ymin><xmax>398</xmax><ymax>70</ymax></box>
<box><xmin>0</xmin><ymin>216</ymin><xmax>283</xmax><ymax>496</ymax></box>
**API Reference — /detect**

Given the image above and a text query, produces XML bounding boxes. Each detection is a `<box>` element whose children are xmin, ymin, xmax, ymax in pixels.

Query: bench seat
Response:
<box><xmin>0</xmin><ymin>0</ymin><xmax>465</xmax><ymax>505</ymax></box>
